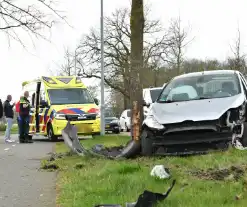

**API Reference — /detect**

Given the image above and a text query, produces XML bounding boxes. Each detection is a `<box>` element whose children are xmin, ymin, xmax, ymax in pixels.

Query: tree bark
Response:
<box><xmin>130</xmin><ymin>0</ymin><xmax>144</xmax><ymax>141</ymax></box>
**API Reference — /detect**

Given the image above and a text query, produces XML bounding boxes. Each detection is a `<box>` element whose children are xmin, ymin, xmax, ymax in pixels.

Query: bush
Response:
<box><xmin>0</xmin><ymin>124</ymin><xmax>6</xmax><ymax>131</ymax></box>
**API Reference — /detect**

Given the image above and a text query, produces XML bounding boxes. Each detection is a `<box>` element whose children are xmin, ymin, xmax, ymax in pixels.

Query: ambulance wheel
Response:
<box><xmin>47</xmin><ymin>124</ymin><xmax>58</xmax><ymax>142</ymax></box>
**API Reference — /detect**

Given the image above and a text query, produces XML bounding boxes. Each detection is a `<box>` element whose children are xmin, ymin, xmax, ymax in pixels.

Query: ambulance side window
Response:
<box><xmin>40</xmin><ymin>91</ymin><xmax>44</xmax><ymax>101</ymax></box>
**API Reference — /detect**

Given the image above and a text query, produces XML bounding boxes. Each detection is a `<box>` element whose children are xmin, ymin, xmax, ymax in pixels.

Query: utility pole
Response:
<box><xmin>100</xmin><ymin>0</ymin><xmax>105</xmax><ymax>135</ymax></box>
<box><xmin>74</xmin><ymin>49</ymin><xmax>77</xmax><ymax>76</ymax></box>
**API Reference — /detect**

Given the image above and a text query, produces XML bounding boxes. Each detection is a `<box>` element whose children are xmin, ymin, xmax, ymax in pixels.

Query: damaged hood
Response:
<box><xmin>151</xmin><ymin>94</ymin><xmax>245</xmax><ymax>124</ymax></box>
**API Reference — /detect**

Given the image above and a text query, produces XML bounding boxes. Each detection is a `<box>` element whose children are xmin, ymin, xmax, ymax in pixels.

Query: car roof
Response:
<box><xmin>173</xmin><ymin>70</ymin><xmax>239</xmax><ymax>80</ymax></box>
<box><xmin>105</xmin><ymin>117</ymin><xmax>117</xmax><ymax>119</ymax></box>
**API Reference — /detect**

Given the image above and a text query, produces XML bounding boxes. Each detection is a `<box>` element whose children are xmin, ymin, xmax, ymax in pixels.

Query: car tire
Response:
<box><xmin>141</xmin><ymin>129</ymin><xmax>153</xmax><ymax>156</ymax></box>
<box><xmin>47</xmin><ymin>124</ymin><xmax>58</xmax><ymax>142</ymax></box>
<box><xmin>241</xmin><ymin>122</ymin><xmax>247</xmax><ymax>147</ymax></box>
<box><xmin>92</xmin><ymin>132</ymin><xmax>100</xmax><ymax>138</ymax></box>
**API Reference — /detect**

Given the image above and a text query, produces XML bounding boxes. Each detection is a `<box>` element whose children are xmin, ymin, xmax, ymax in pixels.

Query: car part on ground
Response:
<box><xmin>94</xmin><ymin>180</ymin><xmax>176</xmax><ymax>207</ymax></box>
<box><xmin>62</xmin><ymin>119</ymin><xmax>140</xmax><ymax>159</ymax></box>
<box><xmin>150</xmin><ymin>165</ymin><xmax>170</xmax><ymax>179</ymax></box>
<box><xmin>141</xmin><ymin>70</ymin><xmax>247</xmax><ymax>155</ymax></box>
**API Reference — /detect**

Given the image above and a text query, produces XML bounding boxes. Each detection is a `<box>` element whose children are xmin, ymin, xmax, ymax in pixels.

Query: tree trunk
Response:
<box><xmin>130</xmin><ymin>0</ymin><xmax>144</xmax><ymax>141</ymax></box>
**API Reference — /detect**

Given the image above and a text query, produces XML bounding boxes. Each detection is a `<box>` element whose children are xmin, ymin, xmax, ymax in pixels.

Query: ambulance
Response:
<box><xmin>22</xmin><ymin>76</ymin><xmax>100</xmax><ymax>141</ymax></box>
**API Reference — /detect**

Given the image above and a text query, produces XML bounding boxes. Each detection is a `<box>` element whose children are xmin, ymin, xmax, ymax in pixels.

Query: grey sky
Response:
<box><xmin>0</xmin><ymin>0</ymin><xmax>246</xmax><ymax>101</ymax></box>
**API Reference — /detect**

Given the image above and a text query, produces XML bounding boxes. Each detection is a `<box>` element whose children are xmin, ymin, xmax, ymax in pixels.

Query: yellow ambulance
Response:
<box><xmin>22</xmin><ymin>76</ymin><xmax>100</xmax><ymax>141</ymax></box>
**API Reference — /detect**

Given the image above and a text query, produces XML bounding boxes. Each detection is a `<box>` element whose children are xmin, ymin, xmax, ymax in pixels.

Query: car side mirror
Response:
<box><xmin>94</xmin><ymin>98</ymin><xmax>99</xmax><ymax>105</ymax></box>
<box><xmin>40</xmin><ymin>100</ymin><xmax>48</xmax><ymax>108</ymax></box>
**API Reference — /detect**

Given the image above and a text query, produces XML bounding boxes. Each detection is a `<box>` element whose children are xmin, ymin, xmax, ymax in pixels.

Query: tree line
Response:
<box><xmin>56</xmin><ymin>5</ymin><xmax>246</xmax><ymax>116</ymax></box>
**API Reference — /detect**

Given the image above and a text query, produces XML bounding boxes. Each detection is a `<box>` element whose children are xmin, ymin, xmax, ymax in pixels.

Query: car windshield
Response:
<box><xmin>158</xmin><ymin>73</ymin><xmax>241</xmax><ymax>103</ymax></box>
<box><xmin>48</xmin><ymin>88</ymin><xmax>95</xmax><ymax>105</ymax></box>
<box><xmin>150</xmin><ymin>88</ymin><xmax>162</xmax><ymax>102</ymax></box>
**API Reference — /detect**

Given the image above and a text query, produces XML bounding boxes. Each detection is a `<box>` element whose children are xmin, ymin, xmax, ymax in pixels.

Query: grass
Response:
<box><xmin>51</xmin><ymin>135</ymin><xmax>247</xmax><ymax>207</ymax></box>
<box><xmin>0</xmin><ymin>124</ymin><xmax>18</xmax><ymax>135</ymax></box>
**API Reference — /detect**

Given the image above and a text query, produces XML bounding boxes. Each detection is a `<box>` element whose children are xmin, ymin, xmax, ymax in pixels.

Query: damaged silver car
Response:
<box><xmin>141</xmin><ymin>70</ymin><xmax>247</xmax><ymax>155</ymax></box>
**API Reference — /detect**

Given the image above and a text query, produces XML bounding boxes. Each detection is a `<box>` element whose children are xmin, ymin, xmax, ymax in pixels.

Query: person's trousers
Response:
<box><xmin>5</xmin><ymin>117</ymin><xmax>13</xmax><ymax>139</ymax></box>
<box><xmin>19</xmin><ymin>116</ymin><xmax>30</xmax><ymax>140</ymax></box>
<box><xmin>17</xmin><ymin>116</ymin><xmax>20</xmax><ymax>136</ymax></box>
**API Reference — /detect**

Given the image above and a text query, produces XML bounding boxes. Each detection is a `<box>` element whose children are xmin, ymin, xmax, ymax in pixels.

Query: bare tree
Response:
<box><xmin>58</xmin><ymin>48</ymin><xmax>74</xmax><ymax>76</ymax></box>
<box><xmin>0</xmin><ymin>0</ymin><xmax>67</xmax><ymax>45</ymax></box>
<box><xmin>167</xmin><ymin>16</ymin><xmax>194</xmax><ymax>75</ymax></box>
<box><xmin>87</xmin><ymin>85</ymin><xmax>98</xmax><ymax>99</ymax></box>
<box><xmin>75</xmin><ymin>7</ymin><xmax>171</xmax><ymax>101</ymax></box>
<box><xmin>227</xmin><ymin>27</ymin><xmax>246</xmax><ymax>73</ymax></box>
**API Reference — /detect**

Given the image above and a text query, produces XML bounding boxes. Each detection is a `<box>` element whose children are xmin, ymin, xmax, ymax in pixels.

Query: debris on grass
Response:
<box><xmin>74</xmin><ymin>163</ymin><xmax>85</xmax><ymax>169</ymax></box>
<box><xmin>47</xmin><ymin>151</ymin><xmax>74</xmax><ymax>161</ymax></box>
<box><xmin>94</xmin><ymin>180</ymin><xmax>176</xmax><ymax>207</ymax></box>
<box><xmin>150</xmin><ymin>165</ymin><xmax>170</xmax><ymax>179</ymax></box>
<box><xmin>190</xmin><ymin>165</ymin><xmax>245</xmax><ymax>181</ymax></box>
<box><xmin>41</xmin><ymin>162</ymin><xmax>59</xmax><ymax>170</ymax></box>
<box><xmin>92</xmin><ymin>144</ymin><xmax>124</xmax><ymax>157</ymax></box>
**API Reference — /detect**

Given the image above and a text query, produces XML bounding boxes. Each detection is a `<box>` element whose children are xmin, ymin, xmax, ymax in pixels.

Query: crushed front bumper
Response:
<box><xmin>147</xmin><ymin>121</ymin><xmax>233</xmax><ymax>155</ymax></box>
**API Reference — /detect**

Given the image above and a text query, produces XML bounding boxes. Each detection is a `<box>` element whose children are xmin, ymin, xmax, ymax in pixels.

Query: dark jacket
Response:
<box><xmin>4</xmin><ymin>100</ymin><xmax>14</xmax><ymax>118</ymax></box>
<box><xmin>19</xmin><ymin>97</ymin><xmax>30</xmax><ymax>117</ymax></box>
<box><xmin>0</xmin><ymin>99</ymin><xmax>3</xmax><ymax>118</ymax></box>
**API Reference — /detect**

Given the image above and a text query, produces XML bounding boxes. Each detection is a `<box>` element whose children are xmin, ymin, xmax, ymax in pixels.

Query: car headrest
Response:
<box><xmin>172</xmin><ymin>93</ymin><xmax>189</xmax><ymax>101</ymax></box>
<box><xmin>222</xmin><ymin>81</ymin><xmax>234</xmax><ymax>89</ymax></box>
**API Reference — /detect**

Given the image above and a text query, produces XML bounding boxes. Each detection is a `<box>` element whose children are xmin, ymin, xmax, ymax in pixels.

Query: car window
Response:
<box><xmin>158</xmin><ymin>73</ymin><xmax>241</xmax><ymax>103</ymax></box>
<box><xmin>127</xmin><ymin>110</ymin><xmax>131</xmax><ymax>117</ymax></box>
<box><xmin>150</xmin><ymin>89</ymin><xmax>162</xmax><ymax>102</ymax></box>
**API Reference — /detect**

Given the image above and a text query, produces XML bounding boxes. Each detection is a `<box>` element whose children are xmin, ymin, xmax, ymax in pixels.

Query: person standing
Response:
<box><xmin>0</xmin><ymin>99</ymin><xmax>3</xmax><ymax>120</ymax></box>
<box><xmin>15</xmin><ymin>96</ymin><xmax>22</xmax><ymax>138</ymax></box>
<box><xmin>19</xmin><ymin>91</ymin><xmax>32</xmax><ymax>143</ymax></box>
<box><xmin>3</xmin><ymin>95</ymin><xmax>15</xmax><ymax>143</ymax></box>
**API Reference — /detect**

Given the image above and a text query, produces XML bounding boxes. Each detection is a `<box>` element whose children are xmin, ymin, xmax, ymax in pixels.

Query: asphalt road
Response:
<box><xmin>0</xmin><ymin>135</ymin><xmax>56</xmax><ymax>207</ymax></box>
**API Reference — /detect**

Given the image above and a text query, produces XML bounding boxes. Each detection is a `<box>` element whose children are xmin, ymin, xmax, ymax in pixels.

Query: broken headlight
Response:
<box><xmin>144</xmin><ymin>115</ymin><xmax>165</xmax><ymax>130</ymax></box>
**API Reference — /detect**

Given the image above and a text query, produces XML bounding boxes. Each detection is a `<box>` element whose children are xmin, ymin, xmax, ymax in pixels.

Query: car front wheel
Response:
<box><xmin>141</xmin><ymin>129</ymin><xmax>153</xmax><ymax>156</ymax></box>
<box><xmin>47</xmin><ymin>124</ymin><xmax>58</xmax><ymax>142</ymax></box>
<box><xmin>240</xmin><ymin>122</ymin><xmax>247</xmax><ymax>147</ymax></box>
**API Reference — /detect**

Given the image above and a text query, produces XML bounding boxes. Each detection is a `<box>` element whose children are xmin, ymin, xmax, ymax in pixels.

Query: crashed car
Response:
<box><xmin>141</xmin><ymin>70</ymin><xmax>247</xmax><ymax>155</ymax></box>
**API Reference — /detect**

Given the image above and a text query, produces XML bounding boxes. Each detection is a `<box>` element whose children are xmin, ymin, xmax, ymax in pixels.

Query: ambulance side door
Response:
<box><xmin>39</xmin><ymin>85</ymin><xmax>50</xmax><ymax>134</ymax></box>
<box><xmin>29</xmin><ymin>90</ymin><xmax>36</xmax><ymax>133</ymax></box>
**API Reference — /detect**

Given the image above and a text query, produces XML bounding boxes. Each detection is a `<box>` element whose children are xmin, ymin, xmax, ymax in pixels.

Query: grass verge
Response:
<box><xmin>0</xmin><ymin>124</ymin><xmax>18</xmax><ymax>135</ymax></box>
<box><xmin>49</xmin><ymin>135</ymin><xmax>247</xmax><ymax>207</ymax></box>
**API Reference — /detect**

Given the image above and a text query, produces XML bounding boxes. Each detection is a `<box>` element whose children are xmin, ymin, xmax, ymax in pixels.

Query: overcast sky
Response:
<box><xmin>0</xmin><ymin>0</ymin><xmax>247</xmax><ymax>102</ymax></box>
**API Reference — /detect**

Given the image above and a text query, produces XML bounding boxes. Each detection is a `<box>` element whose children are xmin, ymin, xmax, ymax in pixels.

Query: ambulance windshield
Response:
<box><xmin>48</xmin><ymin>88</ymin><xmax>95</xmax><ymax>105</ymax></box>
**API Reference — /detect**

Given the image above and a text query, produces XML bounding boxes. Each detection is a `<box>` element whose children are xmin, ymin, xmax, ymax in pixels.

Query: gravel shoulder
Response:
<box><xmin>0</xmin><ymin>134</ymin><xmax>56</xmax><ymax>207</ymax></box>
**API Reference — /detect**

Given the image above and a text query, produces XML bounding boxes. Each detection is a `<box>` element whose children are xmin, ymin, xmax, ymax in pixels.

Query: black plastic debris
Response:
<box><xmin>134</xmin><ymin>180</ymin><xmax>176</xmax><ymax>207</ymax></box>
<box><xmin>62</xmin><ymin>120</ymin><xmax>141</xmax><ymax>159</ymax></box>
<box><xmin>92</xmin><ymin>144</ymin><xmax>124</xmax><ymax>157</ymax></box>
<box><xmin>94</xmin><ymin>179</ymin><xmax>176</xmax><ymax>207</ymax></box>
